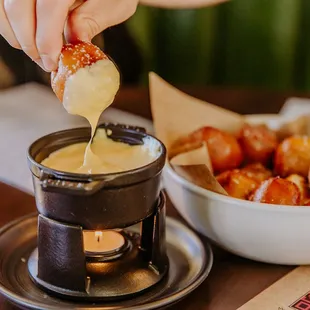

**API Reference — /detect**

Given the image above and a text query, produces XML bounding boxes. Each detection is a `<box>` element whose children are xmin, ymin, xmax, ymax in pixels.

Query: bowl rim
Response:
<box><xmin>164</xmin><ymin>113</ymin><xmax>310</xmax><ymax>212</ymax></box>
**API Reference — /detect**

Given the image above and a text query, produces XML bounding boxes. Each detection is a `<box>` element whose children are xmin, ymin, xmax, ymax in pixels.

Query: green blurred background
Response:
<box><xmin>126</xmin><ymin>0</ymin><xmax>310</xmax><ymax>91</ymax></box>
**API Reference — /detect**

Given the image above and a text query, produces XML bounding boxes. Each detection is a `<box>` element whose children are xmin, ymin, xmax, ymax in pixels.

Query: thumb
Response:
<box><xmin>65</xmin><ymin>0</ymin><xmax>138</xmax><ymax>43</ymax></box>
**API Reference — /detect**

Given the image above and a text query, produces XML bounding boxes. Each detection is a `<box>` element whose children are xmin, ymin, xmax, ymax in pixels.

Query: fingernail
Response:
<box><xmin>34</xmin><ymin>59</ymin><xmax>44</xmax><ymax>70</ymax></box>
<box><xmin>40</xmin><ymin>55</ymin><xmax>57</xmax><ymax>72</ymax></box>
<box><xmin>77</xmin><ymin>33</ymin><xmax>91</xmax><ymax>42</ymax></box>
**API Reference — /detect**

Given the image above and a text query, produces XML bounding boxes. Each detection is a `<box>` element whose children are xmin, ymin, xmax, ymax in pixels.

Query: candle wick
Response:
<box><xmin>95</xmin><ymin>231</ymin><xmax>103</xmax><ymax>243</ymax></box>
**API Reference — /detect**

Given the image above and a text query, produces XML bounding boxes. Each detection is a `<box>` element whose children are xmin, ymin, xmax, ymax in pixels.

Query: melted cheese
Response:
<box><xmin>44</xmin><ymin>57</ymin><xmax>160</xmax><ymax>174</ymax></box>
<box><xmin>62</xmin><ymin>58</ymin><xmax>120</xmax><ymax>172</ymax></box>
<box><xmin>41</xmin><ymin>129</ymin><xmax>160</xmax><ymax>174</ymax></box>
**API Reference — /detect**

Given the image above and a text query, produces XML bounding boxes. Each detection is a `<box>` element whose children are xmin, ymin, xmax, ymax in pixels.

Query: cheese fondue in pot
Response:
<box><xmin>41</xmin><ymin>129</ymin><xmax>161</xmax><ymax>174</ymax></box>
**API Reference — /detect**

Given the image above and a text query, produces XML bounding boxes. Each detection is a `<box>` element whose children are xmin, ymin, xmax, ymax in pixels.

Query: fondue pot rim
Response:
<box><xmin>27</xmin><ymin>124</ymin><xmax>166</xmax><ymax>182</ymax></box>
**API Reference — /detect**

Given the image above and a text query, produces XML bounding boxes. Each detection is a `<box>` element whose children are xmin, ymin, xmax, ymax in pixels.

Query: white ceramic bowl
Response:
<box><xmin>163</xmin><ymin>114</ymin><xmax>310</xmax><ymax>265</ymax></box>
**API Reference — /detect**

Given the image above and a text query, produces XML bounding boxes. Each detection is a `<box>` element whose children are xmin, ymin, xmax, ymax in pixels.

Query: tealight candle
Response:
<box><xmin>83</xmin><ymin>230</ymin><xmax>125</xmax><ymax>255</ymax></box>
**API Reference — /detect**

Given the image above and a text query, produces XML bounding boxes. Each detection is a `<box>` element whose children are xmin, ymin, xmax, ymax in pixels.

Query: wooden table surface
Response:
<box><xmin>0</xmin><ymin>86</ymin><xmax>306</xmax><ymax>310</ymax></box>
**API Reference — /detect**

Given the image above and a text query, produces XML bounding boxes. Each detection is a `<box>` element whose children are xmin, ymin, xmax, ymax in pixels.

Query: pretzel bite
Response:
<box><xmin>51</xmin><ymin>41</ymin><xmax>107</xmax><ymax>102</ymax></box>
<box><xmin>274</xmin><ymin>136</ymin><xmax>310</xmax><ymax>178</ymax></box>
<box><xmin>249</xmin><ymin>177</ymin><xmax>301</xmax><ymax>206</ymax></box>
<box><xmin>241</xmin><ymin>163</ymin><xmax>272</xmax><ymax>183</ymax></box>
<box><xmin>286</xmin><ymin>174</ymin><xmax>308</xmax><ymax>202</ymax></box>
<box><xmin>216</xmin><ymin>170</ymin><xmax>259</xmax><ymax>199</ymax></box>
<box><xmin>238</xmin><ymin>123</ymin><xmax>278</xmax><ymax>165</ymax></box>
<box><xmin>171</xmin><ymin>127</ymin><xmax>243</xmax><ymax>173</ymax></box>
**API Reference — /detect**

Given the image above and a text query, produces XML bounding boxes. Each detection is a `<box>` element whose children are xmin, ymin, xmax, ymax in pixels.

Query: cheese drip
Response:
<box><xmin>62</xmin><ymin>58</ymin><xmax>120</xmax><ymax>173</ymax></box>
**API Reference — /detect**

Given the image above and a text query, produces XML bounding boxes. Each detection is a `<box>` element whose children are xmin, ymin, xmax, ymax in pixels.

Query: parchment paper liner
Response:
<box><xmin>149</xmin><ymin>72</ymin><xmax>310</xmax><ymax>195</ymax></box>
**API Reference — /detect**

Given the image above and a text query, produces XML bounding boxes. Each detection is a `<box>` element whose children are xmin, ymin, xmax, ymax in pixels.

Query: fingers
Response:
<box><xmin>3</xmin><ymin>0</ymin><xmax>74</xmax><ymax>71</ymax></box>
<box><xmin>0</xmin><ymin>0</ymin><xmax>20</xmax><ymax>48</ymax></box>
<box><xmin>1</xmin><ymin>0</ymin><xmax>138</xmax><ymax>72</ymax></box>
<box><xmin>65</xmin><ymin>0</ymin><xmax>138</xmax><ymax>43</ymax></box>
<box><xmin>36</xmin><ymin>0</ymin><xmax>75</xmax><ymax>71</ymax></box>
<box><xmin>4</xmin><ymin>0</ymin><xmax>42</xmax><ymax>67</ymax></box>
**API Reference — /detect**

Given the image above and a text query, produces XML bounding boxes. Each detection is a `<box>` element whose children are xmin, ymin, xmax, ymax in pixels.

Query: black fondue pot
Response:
<box><xmin>27</xmin><ymin>123</ymin><xmax>166</xmax><ymax>230</ymax></box>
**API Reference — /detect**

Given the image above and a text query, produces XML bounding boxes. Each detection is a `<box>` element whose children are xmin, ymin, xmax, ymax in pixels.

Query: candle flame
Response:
<box><xmin>95</xmin><ymin>231</ymin><xmax>103</xmax><ymax>243</ymax></box>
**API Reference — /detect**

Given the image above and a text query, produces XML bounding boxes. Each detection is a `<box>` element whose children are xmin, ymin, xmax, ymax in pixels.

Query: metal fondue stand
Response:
<box><xmin>27</xmin><ymin>124</ymin><xmax>169</xmax><ymax>301</ymax></box>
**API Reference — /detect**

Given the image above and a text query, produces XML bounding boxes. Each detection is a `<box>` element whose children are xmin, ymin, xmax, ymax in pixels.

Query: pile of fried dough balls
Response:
<box><xmin>171</xmin><ymin>123</ymin><xmax>310</xmax><ymax>206</ymax></box>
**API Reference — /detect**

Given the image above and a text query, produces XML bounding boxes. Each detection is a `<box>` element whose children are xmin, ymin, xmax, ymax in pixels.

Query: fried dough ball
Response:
<box><xmin>171</xmin><ymin>126</ymin><xmax>243</xmax><ymax>173</ymax></box>
<box><xmin>216</xmin><ymin>170</ymin><xmax>259</xmax><ymax>199</ymax></box>
<box><xmin>216</xmin><ymin>163</ymin><xmax>272</xmax><ymax>199</ymax></box>
<box><xmin>240</xmin><ymin>163</ymin><xmax>272</xmax><ymax>183</ymax></box>
<box><xmin>238</xmin><ymin>123</ymin><xmax>278</xmax><ymax>165</ymax></box>
<box><xmin>249</xmin><ymin>177</ymin><xmax>301</xmax><ymax>206</ymax></box>
<box><xmin>274</xmin><ymin>136</ymin><xmax>310</xmax><ymax>178</ymax></box>
<box><xmin>286</xmin><ymin>174</ymin><xmax>308</xmax><ymax>202</ymax></box>
<box><xmin>51</xmin><ymin>41</ymin><xmax>107</xmax><ymax>102</ymax></box>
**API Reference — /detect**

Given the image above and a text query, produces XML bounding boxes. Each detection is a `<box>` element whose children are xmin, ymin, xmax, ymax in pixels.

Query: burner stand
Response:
<box><xmin>28</xmin><ymin>192</ymin><xmax>168</xmax><ymax>301</ymax></box>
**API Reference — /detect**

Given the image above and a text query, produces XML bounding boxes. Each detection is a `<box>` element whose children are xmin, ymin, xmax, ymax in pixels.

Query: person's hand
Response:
<box><xmin>0</xmin><ymin>0</ymin><xmax>138</xmax><ymax>72</ymax></box>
